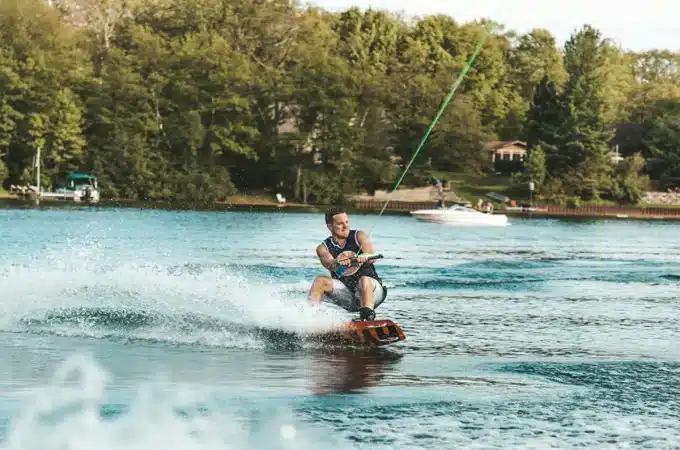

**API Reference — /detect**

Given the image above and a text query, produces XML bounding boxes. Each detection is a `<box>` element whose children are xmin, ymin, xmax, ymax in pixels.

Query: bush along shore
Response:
<box><xmin>3</xmin><ymin>189</ymin><xmax>680</xmax><ymax>221</ymax></box>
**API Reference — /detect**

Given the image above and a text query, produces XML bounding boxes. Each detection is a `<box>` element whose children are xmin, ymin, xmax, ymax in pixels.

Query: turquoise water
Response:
<box><xmin>1</xmin><ymin>204</ymin><xmax>680</xmax><ymax>449</ymax></box>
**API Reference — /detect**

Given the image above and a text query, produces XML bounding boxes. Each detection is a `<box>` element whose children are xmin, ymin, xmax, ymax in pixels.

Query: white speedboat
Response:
<box><xmin>410</xmin><ymin>205</ymin><xmax>509</xmax><ymax>226</ymax></box>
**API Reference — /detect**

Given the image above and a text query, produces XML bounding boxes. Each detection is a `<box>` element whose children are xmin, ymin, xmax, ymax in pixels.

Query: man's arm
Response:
<box><xmin>356</xmin><ymin>230</ymin><xmax>377</xmax><ymax>263</ymax></box>
<box><xmin>317</xmin><ymin>244</ymin><xmax>340</xmax><ymax>271</ymax></box>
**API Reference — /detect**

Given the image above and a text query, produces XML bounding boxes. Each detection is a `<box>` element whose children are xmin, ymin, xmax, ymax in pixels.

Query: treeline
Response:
<box><xmin>0</xmin><ymin>0</ymin><xmax>678</xmax><ymax>204</ymax></box>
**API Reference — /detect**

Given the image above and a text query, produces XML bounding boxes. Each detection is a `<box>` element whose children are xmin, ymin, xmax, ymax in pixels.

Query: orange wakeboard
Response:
<box><xmin>317</xmin><ymin>319</ymin><xmax>406</xmax><ymax>347</ymax></box>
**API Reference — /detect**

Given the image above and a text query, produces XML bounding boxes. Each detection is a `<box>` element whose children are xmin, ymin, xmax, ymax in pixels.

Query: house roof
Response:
<box><xmin>483</xmin><ymin>140</ymin><xmax>527</xmax><ymax>151</ymax></box>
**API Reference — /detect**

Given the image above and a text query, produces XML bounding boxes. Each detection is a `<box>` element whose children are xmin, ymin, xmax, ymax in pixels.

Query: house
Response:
<box><xmin>484</xmin><ymin>140</ymin><xmax>527</xmax><ymax>163</ymax></box>
<box><xmin>483</xmin><ymin>139</ymin><xmax>624</xmax><ymax>173</ymax></box>
<box><xmin>276</xmin><ymin>108</ymin><xmax>322</xmax><ymax>165</ymax></box>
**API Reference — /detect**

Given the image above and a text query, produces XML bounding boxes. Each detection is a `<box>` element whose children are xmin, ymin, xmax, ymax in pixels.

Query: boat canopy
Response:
<box><xmin>54</xmin><ymin>172</ymin><xmax>98</xmax><ymax>190</ymax></box>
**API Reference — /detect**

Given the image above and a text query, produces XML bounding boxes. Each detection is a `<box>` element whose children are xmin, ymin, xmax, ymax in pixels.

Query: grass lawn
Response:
<box><xmin>224</xmin><ymin>191</ymin><xmax>313</xmax><ymax>207</ymax></box>
<box><xmin>225</xmin><ymin>192</ymin><xmax>279</xmax><ymax>205</ymax></box>
<box><xmin>421</xmin><ymin>172</ymin><xmax>680</xmax><ymax>209</ymax></box>
<box><xmin>427</xmin><ymin>171</ymin><xmax>527</xmax><ymax>203</ymax></box>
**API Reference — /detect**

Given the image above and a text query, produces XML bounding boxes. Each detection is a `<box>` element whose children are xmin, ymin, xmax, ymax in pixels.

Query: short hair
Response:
<box><xmin>325</xmin><ymin>206</ymin><xmax>346</xmax><ymax>225</ymax></box>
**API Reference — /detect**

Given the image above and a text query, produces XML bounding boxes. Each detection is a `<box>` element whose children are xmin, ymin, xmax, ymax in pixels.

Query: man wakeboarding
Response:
<box><xmin>308</xmin><ymin>207</ymin><xmax>387</xmax><ymax>321</ymax></box>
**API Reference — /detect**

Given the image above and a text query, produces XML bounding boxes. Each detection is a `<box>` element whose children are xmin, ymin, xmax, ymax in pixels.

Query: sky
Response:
<box><xmin>307</xmin><ymin>0</ymin><xmax>679</xmax><ymax>52</ymax></box>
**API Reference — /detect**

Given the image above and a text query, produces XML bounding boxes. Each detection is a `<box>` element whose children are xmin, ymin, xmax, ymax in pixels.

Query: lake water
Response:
<box><xmin>1</xmin><ymin>204</ymin><xmax>679</xmax><ymax>449</ymax></box>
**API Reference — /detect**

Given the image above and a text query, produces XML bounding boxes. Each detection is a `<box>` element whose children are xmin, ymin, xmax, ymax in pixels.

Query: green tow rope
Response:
<box><xmin>352</xmin><ymin>23</ymin><xmax>492</xmax><ymax>257</ymax></box>
<box><xmin>376</xmin><ymin>24</ymin><xmax>492</xmax><ymax>217</ymax></box>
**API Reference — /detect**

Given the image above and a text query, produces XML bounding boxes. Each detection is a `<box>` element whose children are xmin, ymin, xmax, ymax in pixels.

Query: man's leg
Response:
<box><xmin>308</xmin><ymin>276</ymin><xmax>357</xmax><ymax>311</ymax></box>
<box><xmin>355</xmin><ymin>276</ymin><xmax>386</xmax><ymax>320</ymax></box>
<box><xmin>307</xmin><ymin>275</ymin><xmax>333</xmax><ymax>305</ymax></box>
<box><xmin>357</xmin><ymin>276</ymin><xmax>377</xmax><ymax>309</ymax></box>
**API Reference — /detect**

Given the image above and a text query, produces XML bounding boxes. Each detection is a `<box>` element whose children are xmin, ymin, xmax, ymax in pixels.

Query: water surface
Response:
<box><xmin>1</xmin><ymin>205</ymin><xmax>679</xmax><ymax>448</ymax></box>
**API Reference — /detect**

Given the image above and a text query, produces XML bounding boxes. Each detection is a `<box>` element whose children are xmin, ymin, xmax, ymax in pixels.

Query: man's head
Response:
<box><xmin>325</xmin><ymin>206</ymin><xmax>349</xmax><ymax>238</ymax></box>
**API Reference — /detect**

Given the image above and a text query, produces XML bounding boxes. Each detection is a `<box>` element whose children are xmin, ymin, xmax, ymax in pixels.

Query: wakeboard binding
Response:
<box><xmin>353</xmin><ymin>306</ymin><xmax>376</xmax><ymax>322</ymax></box>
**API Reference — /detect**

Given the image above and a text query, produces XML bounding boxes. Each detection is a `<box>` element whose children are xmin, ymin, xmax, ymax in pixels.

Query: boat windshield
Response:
<box><xmin>447</xmin><ymin>205</ymin><xmax>475</xmax><ymax>212</ymax></box>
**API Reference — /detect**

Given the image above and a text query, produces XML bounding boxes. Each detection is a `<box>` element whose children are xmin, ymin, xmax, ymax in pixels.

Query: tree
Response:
<box><xmin>558</xmin><ymin>25</ymin><xmax>615</xmax><ymax>199</ymax></box>
<box><xmin>524</xmin><ymin>145</ymin><xmax>547</xmax><ymax>188</ymax></box>
<box><xmin>609</xmin><ymin>153</ymin><xmax>649</xmax><ymax>203</ymax></box>
<box><xmin>0</xmin><ymin>0</ymin><xmax>674</xmax><ymax>204</ymax></box>
<box><xmin>507</xmin><ymin>29</ymin><xmax>566</xmax><ymax>102</ymax></box>
<box><xmin>524</xmin><ymin>75</ymin><xmax>565</xmax><ymax>175</ymax></box>
<box><xmin>642</xmin><ymin>101</ymin><xmax>680</xmax><ymax>189</ymax></box>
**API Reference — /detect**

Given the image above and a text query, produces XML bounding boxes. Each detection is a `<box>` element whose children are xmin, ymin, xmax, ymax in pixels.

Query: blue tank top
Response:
<box><xmin>321</xmin><ymin>229</ymin><xmax>382</xmax><ymax>289</ymax></box>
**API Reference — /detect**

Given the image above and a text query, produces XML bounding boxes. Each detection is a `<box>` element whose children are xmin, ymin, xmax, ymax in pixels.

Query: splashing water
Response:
<box><xmin>0</xmin><ymin>257</ymin><xmax>347</xmax><ymax>348</ymax></box>
<box><xmin>1</xmin><ymin>354</ymin><xmax>352</xmax><ymax>450</ymax></box>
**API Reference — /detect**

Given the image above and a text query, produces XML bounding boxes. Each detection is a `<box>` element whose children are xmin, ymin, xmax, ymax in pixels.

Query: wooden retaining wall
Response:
<box><xmin>351</xmin><ymin>200</ymin><xmax>680</xmax><ymax>220</ymax></box>
<box><xmin>531</xmin><ymin>205</ymin><xmax>680</xmax><ymax>219</ymax></box>
<box><xmin>352</xmin><ymin>200</ymin><xmax>440</xmax><ymax>211</ymax></box>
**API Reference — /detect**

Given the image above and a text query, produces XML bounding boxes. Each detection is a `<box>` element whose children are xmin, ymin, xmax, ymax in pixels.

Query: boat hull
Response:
<box><xmin>410</xmin><ymin>209</ymin><xmax>509</xmax><ymax>226</ymax></box>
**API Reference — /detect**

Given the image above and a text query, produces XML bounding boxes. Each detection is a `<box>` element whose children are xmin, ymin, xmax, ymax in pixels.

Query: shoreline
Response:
<box><xmin>351</xmin><ymin>200</ymin><xmax>680</xmax><ymax>221</ymax></box>
<box><xmin>0</xmin><ymin>193</ymin><xmax>326</xmax><ymax>213</ymax></box>
<box><xmin>2</xmin><ymin>193</ymin><xmax>680</xmax><ymax>221</ymax></box>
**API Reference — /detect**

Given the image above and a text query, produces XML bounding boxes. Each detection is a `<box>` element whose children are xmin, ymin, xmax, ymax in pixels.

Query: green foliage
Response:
<box><xmin>524</xmin><ymin>145</ymin><xmax>547</xmax><ymax>187</ymax></box>
<box><xmin>522</xmin><ymin>24</ymin><xmax>654</xmax><ymax>204</ymax></box>
<box><xmin>558</xmin><ymin>26</ymin><xmax>615</xmax><ymax>199</ymax></box>
<box><xmin>525</xmin><ymin>75</ymin><xmax>565</xmax><ymax>171</ymax></box>
<box><xmin>0</xmin><ymin>157</ymin><xmax>7</xmax><ymax>184</ymax></box>
<box><xmin>642</xmin><ymin>101</ymin><xmax>680</xmax><ymax>186</ymax></box>
<box><xmin>0</xmin><ymin>0</ymin><xmax>675</xmax><ymax>205</ymax></box>
<box><xmin>608</xmin><ymin>153</ymin><xmax>650</xmax><ymax>203</ymax></box>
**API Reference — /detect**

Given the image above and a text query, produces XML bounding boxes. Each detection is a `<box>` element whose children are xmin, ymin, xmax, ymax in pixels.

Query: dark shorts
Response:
<box><xmin>323</xmin><ymin>277</ymin><xmax>386</xmax><ymax>312</ymax></box>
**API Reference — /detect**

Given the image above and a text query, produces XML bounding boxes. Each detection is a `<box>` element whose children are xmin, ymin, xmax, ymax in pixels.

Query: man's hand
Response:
<box><xmin>336</xmin><ymin>254</ymin><xmax>355</xmax><ymax>266</ymax></box>
<box><xmin>354</xmin><ymin>254</ymin><xmax>371</xmax><ymax>263</ymax></box>
<box><xmin>337</xmin><ymin>253</ymin><xmax>374</xmax><ymax>266</ymax></box>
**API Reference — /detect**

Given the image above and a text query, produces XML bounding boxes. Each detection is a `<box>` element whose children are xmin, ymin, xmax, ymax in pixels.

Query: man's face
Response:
<box><xmin>328</xmin><ymin>212</ymin><xmax>350</xmax><ymax>238</ymax></box>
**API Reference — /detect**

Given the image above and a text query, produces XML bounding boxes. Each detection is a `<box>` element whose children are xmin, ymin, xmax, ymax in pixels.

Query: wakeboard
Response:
<box><xmin>314</xmin><ymin>319</ymin><xmax>406</xmax><ymax>347</ymax></box>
